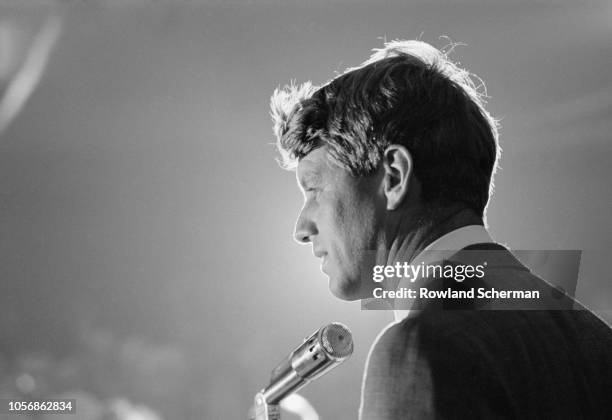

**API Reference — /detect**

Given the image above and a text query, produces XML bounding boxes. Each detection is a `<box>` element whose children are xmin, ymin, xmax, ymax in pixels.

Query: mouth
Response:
<box><xmin>320</xmin><ymin>254</ymin><xmax>329</xmax><ymax>273</ymax></box>
<box><xmin>313</xmin><ymin>248</ymin><xmax>326</xmax><ymax>259</ymax></box>
<box><xmin>313</xmin><ymin>249</ymin><xmax>328</xmax><ymax>272</ymax></box>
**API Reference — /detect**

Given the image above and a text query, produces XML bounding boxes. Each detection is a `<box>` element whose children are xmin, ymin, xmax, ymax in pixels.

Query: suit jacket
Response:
<box><xmin>359</xmin><ymin>244</ymin><xmax>612</xmax><ymax>419</ymax></box>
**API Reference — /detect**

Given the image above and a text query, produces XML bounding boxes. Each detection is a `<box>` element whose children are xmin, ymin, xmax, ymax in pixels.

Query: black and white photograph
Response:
<box><xmin>1</xmin><ymin>1</ymin><xmax>611</xmax><ymax>419</ymax></box>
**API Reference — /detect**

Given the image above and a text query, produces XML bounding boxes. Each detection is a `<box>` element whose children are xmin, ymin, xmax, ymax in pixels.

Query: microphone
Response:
<box><xmin>249</xmin><ymin>323</ymin><xmax>353</xmax><ymax>419</ymax></box>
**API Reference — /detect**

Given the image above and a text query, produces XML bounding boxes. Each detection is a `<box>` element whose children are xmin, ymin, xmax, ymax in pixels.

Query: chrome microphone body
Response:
<box><xmin>263</xmin><ymin>322</ymin><xmax>353</xmax><ymax>404</ymax></box>
<box><xmin>248</xmin><ymin>323</ymin><xmax>353</xmax><ymax>419</ymax></box>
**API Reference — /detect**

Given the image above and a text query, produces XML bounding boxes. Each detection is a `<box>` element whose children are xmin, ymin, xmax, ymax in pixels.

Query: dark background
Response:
<box><xmin>0</xmin><ymin>1</ymin><xmax>610</xmax><ymax>419</ymax></box>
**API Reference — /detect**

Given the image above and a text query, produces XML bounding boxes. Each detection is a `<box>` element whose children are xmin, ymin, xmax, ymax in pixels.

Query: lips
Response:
<box><xmin>313</xmin><ymin>248</ymin><xmax>328</xmax><ymax>272</ymax></box>
<box><xmin>313</xmin><ymin>246</ymin><xmax>326</xmax><ymax>258</ymax></box>
<box><xmin>320</xmin><ymin>254</ymin><xmax>328</xmax><ymax>273</ymax></box>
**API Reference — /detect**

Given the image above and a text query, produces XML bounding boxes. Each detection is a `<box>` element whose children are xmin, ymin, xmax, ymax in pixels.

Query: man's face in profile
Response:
<box><xmin>294</xmin><ymin>146</ymin><xmax>383</xmax><ymax>300</ymax></box>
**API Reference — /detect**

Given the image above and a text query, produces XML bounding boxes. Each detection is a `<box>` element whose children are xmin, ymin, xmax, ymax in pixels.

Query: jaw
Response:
<box><xmin>328</xmin><ymin>269</ymin><xmax>368</xmax><ymax>301</ymax></box>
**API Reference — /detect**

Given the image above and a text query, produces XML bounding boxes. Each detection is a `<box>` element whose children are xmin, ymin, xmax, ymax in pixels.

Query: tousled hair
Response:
<box><xmin>270</xmin><ymin>40</ymin><xmax>500</xmax><ymax>217</ymax></box>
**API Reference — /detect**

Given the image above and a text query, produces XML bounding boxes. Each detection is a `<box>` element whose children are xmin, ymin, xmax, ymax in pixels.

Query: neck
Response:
<box><xmin>382</xmin><ymin>205</ymin><xmax>483</xmax><ymax>286</ymax></box>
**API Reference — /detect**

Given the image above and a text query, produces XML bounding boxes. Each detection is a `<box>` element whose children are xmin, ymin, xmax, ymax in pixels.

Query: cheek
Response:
<box><xmin>331</xmin><ymin>193</ymin><xmax>377</xmax><ymax>251</ymax></box>
<box><xmin>314</xmin><ymin>195</ymin><xmax>350</xmax><ymax>256</ymax></box>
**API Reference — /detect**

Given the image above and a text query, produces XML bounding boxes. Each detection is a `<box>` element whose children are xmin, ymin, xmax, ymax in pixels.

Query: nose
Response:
<box><xmin>294</xmin><ymin>203</ymin><xmax>317</xmax><ymax>244</ymax></box>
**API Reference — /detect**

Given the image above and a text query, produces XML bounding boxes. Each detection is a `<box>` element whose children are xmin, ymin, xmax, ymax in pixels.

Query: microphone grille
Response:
<box><xmin>320</xmin><ymin>323</ymin><xmax>353</xmax><ymax>358</ymax></box>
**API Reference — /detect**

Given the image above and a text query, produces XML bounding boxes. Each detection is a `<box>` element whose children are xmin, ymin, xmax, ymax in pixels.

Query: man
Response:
<box><xmin>270</xmin><ymin>40</ymin><xmax>612</xmax><ymax>419</ymax></box>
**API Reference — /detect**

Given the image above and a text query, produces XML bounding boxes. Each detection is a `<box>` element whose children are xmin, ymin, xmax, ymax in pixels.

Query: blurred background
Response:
<box><xmin>0</xmin><ymin>0</ymin><xmax>610</xmax><ymax>419</ymax></box>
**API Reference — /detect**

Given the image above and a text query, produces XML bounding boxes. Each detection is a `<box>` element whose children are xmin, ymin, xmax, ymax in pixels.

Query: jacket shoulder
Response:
<box><xmin>359</xmin><ymin>320</ymin><xmax>434</xmax><ymax>420</ymax></box>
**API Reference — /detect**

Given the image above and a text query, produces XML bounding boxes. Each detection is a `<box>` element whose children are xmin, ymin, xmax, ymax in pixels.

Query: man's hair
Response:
<box><xmin>270</xmin><ymin>40</ymin><xmax>499</xmax><ymax>217</ymax></box>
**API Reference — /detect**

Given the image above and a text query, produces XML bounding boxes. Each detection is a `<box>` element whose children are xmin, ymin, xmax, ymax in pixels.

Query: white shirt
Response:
<box><xmin>393</xmin><ymin>225</ymin><xmax>493</xmax><ymax>322</ymax></box>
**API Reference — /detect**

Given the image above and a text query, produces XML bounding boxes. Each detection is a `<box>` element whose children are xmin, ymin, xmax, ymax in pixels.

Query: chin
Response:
<box><xmin>328</xmin><ymin>275</ymin><xmax>363</xmax><ymax>301</ymax></box>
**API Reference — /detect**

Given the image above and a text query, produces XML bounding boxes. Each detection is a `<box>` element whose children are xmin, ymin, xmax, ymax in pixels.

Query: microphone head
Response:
<box><xmin>320</xmin><ymin>323</ymin><xmax>353</xmax><ymax>359</ymax></box>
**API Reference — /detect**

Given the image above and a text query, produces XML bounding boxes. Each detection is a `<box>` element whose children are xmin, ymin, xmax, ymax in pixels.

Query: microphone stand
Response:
<box><xmin>248</xmin><ymin>392</ymin><xmax>281</xmax><ymax>420</ymax></box>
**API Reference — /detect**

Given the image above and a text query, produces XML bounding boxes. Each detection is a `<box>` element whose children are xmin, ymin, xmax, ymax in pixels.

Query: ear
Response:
<box><xmin>382</xmin><ymin>145</ymin><xmax>413</xmax><ymax>210</ymax></box>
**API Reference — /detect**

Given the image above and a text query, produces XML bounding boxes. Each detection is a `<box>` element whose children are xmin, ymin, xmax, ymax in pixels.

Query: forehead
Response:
<box><xmin>296</xmin><ymin>147</ymin><xmax>333</xmax><ymax>182</ymax></box>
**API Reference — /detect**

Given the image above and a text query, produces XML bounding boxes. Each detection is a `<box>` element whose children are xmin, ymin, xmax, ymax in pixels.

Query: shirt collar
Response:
<box><xmin>393</xmin><ymin>225</ymin><xmax>493</xmax><ymax>322</ymax></box>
